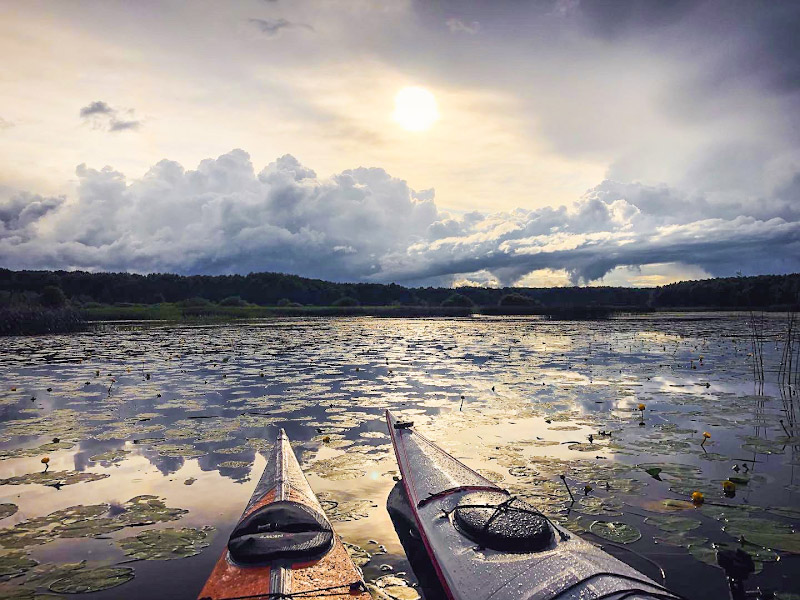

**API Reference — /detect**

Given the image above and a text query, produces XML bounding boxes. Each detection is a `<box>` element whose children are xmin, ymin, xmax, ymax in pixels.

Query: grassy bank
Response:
<box><xmin>82</xmin><ymin>303</ymin><xmax>473</xmax><ymax>321</ymax></box>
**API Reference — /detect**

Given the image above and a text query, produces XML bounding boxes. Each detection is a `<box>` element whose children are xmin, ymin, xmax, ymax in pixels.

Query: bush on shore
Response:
<box><xmin>499</xmin><ymin>292</ymin><xmax>539</xmax><ymax>306</ymax></box>
<box><xmin>332</xmin><ymin>296</ymin><xmax>360</xmax><ymax>307</ymax></box>
<box><xmin>441</xmin><ymin>293</ymin><xmax>473</xmax><ymax>307</ymax></box>
<box><xmin>219</xmin><ymin>296</ymin><xmax>247</xmax><ymax>307</ymax></box>
<box><xmin>0</xmin><ymin>307</ymin><xmax>87</xmax><ymax>336</ymax></box>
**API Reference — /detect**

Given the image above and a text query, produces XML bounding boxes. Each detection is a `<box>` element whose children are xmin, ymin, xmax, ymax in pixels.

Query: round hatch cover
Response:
<box><xmin>453</xmin><ymin>491</ymin><xmax>552</xmax><ymax>552</ymax></box>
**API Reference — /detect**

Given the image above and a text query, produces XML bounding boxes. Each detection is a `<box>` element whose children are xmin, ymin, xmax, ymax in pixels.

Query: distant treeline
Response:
<box><xmin>0</xmin><ymin>269</ymin><xmax>798</xmax><ymax>310</ymax></box>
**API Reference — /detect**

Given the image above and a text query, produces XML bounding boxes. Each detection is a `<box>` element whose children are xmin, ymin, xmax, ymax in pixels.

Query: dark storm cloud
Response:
<box><xmin>80</xmin><ymin>101</ymin><xmax>141</xmax><ymax>133</ymax></box>
<box><xmin>1</xmin><ymin>151</ymin><xmax>798</xmax><ymax>285</ymax></box>
<box><xmin>576</xmin><ymin>0</ymin><xmax>701</xmax><ymax>38</ymax></box>
<box><xmin>0</xmin><ymin>192</ymin><xmax>65</xmax><ymax>240</ymax></box>
<box><xmin>711</xmin><ymin>4</ymin><xmax>800</xmax><ymax>94</ymax></box>
<box><xmin>249</xmin><ymin>18</ymin><xmax>313</xmax><ymax>38</ymax></box>
<box><xmin>574</xmin><ymin>1</ymin><xmax>800</xmax><ymax>94</ymax></box>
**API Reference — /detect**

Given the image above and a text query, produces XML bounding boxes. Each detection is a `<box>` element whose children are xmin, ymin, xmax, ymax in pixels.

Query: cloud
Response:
<box><xmin>79</xmin><ymin>101</ymin><xmax>141</xmax><ymax>133</ymax></box>
<box><xmin>0</xmin><ymin>151</ymin><xmax>437</xmax><ymax>281</ymax></box>
<box><xmin>445</xmin><ymin>18</ymin><xmax>479</xmax><ymax>34</ymax></box>
<box><xmin>0</xmin><ymin>192</ymin><xmax>65</xmax><ymax>240</ymax></box>
<box><xmin>109</xmin><ymin>119</ymin><xmax>140</xmax><ymax>132</ymax></box>
<box><xmin>249</xmin><ymin>18</ymin><xmax>313</xmax><ymax>38</ymax></box>
<box><xmin>1</xmin><ymin>150</ymin><xmax>798</xmax><ymax>286</ymax></box>
<box><xmin>79</xmin><ymin>101</ymin><xmax>113</xmax><ymax>117</ymax></box>
<box><xmin>0</xmin><ymin>117</ymin><xmax>14</xmax><ymax>130</ymax></box>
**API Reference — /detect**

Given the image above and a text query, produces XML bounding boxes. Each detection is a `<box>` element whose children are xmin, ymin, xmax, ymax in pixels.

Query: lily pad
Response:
<box><xmin>644</xmin><ymin>515</ymin><xmax>702</xmax><ymax>533</ymax></box>
<box><xmin>643</xmin><ymin>467</ymin><xmax>662</xmax><ymax>480</ymax></box>
<box><xmin>88</xmin><ymin>449</ymin><xmax>130</xmax><ymax>462</ymax></box>
<box><xmin>637</xmin><ymin>462</ymin><xmax>702</xmax><ymax>479</ymax></box>
<box><xmin>641</xmin><ymin>499</ymin><xmax>695</xmax><ymax>513</ymax></box>
<box><xmin>566</xmin><ymin>443</ymin><xmax>602</xmax><ymax>452</ymax></box>
<box><xmin>370</xmin><ymin>575</ymin><xmax>420</xmax><ymax>599</ymax></box>
<box><xmin>0</xmin><ymin>505</ymin><xmax>18</xmax><ymax>520</ymax></box>
<box><xmin>23</xmin><ymin>561</ymin><xmax>86</xmax><ymax>588</ymax></box>
<box><xmin>153</xmin><ymin>444</ymin><xmax>206</xmax><ymax>458</ymax></box>
<box><xmin>118</xmin><ymin>496</ymin><xmax>188</xmax><ymax>526</ymax></box>
<box><xmin>0</xmin><ymin>471</ymin><xmax>109</xmax><ymax>487</ymax></box>
<box><xmin>317</xmin><ymin>497</ymin><xmax>376</xmax><ymax>522</ymax></box>
<box><xmin>0</xmin><ymin>496</ymin><xmax>187</xmax><ymax>549</ymax></box>
<box><xmin>687</xmin><ymin>545</ymin><xmax>718</xmax><ymax>566</ymax></box>
<box><xmin>306</xmin><ymin>454</ymin><xmax>370</xmax><ymax>480</ymax></box>
<box><xmin>49</xmin><ymin>566</ymin><xmax>134</xmax><ymax>593</ymax></box>
<box><xmin>343</xmin><ymin>542</ymin><xmax>370</xmax><ymax>567</ymax></box>
<box><xmin>767</xmin><ymin>506</ymin><xmax>800</xmax><ymax>519</ymax></box>
<box><xmin>0</xmin><ymin>584</ymin><xmax>61</xmax><ymax>599</ymax></box>
<box><xmin>574</xmin><ymin>497</ymin><xmax>623</xmax><ymax>517</ymax></box>
<box><xmin>0</xmin><ymin>551</ymin><xmax>38</xmax><ymax>578</ymax></box>
<box><xmin>382</xmin><ymin>586</ymin><xmax>420</xmax><ymax>600</ymax></box>
<box><xmin>366</xmin><ymin>584</ymin><xmax>394</xmax><ymax>600</ymax></box>
<box><xmin>55</xmin><ymin>517</ymin><xmax>122</xmax><ymax>539</ymax></box>
<box><xmin>0</xmin><ymin>505</ymin><xmax>112</xmax><ymax>548</ymax></box>
<box><xmin>589</xmin><ymin>521</ymin><xmax>642</xmax><ymax>544</ymax></box>
<box><xmin>744</xmin><ymin>532</ymin><xmax>800</xmax><ymax>554</ymax></box>
<box><xmin>0</xmin><ymin>442</ymin><xmax>75</xmax><ymax>460</ymax></box>
<box><xmin>118</xmin><ymin>527</ymin><xmax>214</xmax><ymax>560</ymax></box>
<box><xmin>218</xmin><ymin>461</ymin><xmax>250</xmax><ymax>469</ymax></box>
<box><xmin>722</xmin><ymin>517</ymin><xmax>791</xmax><ymax>539</ymax></box>
<box><xmin>740</xmin><ymin>436</ymin><xmax>785</xmax><ymax>455</ymax></box>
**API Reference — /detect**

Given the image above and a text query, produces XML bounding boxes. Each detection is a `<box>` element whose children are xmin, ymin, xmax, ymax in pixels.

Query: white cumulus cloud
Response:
<box><xmin>1</xmin><ymin>150</ymin><xmax>798</xmax><ymax>287</ymax></box>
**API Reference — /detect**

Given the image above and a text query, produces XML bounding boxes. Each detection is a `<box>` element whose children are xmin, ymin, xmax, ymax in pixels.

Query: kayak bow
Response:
<box><xmin>386</xmin><ymin>410</ymin><xmax>683</xmax><ymax>600</ymax></box>
<box><xmin>198</xmin><ymin>429</ymin><xmax>370</xmax><ymax>600</ymax></box>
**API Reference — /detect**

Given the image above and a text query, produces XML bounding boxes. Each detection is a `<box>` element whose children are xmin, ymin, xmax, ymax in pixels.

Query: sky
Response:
<box><xmin>0</xmin><ymin>0</ymin><xmax>798</xmax><ymax>287</ymax></box>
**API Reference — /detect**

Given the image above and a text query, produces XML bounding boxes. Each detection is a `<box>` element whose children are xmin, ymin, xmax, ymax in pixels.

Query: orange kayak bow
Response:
<box><xmin>198</xmin><ymin>429</ymin><xmax>369</xmax><ymax>600</ymax></box>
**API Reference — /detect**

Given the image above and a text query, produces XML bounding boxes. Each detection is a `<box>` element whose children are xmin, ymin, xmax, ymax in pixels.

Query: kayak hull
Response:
<box><xmin>198</xmin><ymin>429</ymin><xmax>369</xmax><ymax>600</ymax></box>
<box><xmin>386</xmin><ymin>410</ymin><xmax>681</xmax><ymax>600</ymax></box>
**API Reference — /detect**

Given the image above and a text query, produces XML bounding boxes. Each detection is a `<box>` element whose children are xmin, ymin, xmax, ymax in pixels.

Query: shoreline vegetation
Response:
<box><xmin>1</xmin><ymin>268</ymin><xmax>798</xmax><ymax>335</ymax></box>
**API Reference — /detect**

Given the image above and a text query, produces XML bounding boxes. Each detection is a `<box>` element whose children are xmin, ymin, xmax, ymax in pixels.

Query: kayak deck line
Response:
<box><xmin>417</xmin><ymin>484</ymin><xmax>507</xmax><ymax>508</ymax></box>
<box><xmin>385</xmin><ymin>409</ymin><xmax>685</xmax><ymax>600</ymax></box>
<box><xmin>200</xmin><ymin>579</ymin><xmax>369</xmax><ymax>600</ymax></box>
<box><xmin>389</xmin><ymin>417</ymin><xmax>501</xmax><ymax>506</ymax></box>
<box><xmin>197</xmin><ymin>429</ymin><xmax>370</xmax><ymax>600</ymax></box>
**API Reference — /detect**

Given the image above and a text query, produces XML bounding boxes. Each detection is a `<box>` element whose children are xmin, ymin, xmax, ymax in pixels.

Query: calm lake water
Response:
<box><xmin>0</xmin><ymin>314</ymin><xmax>798</xmax><ymax>599</ymax></box>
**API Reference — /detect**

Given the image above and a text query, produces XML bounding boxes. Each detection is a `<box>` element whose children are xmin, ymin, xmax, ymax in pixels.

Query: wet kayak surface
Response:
<box><xmin>0</xmin><ymin>314</ymin><xmax>798</xmax><ymax>599</ymax></box>
<box><xmin>198</xmin><ymin>429</ymin><xmax>370</xmax><ymax>600</ymax></box>
<box><xmin>387</xmin><ymin>409</ymin><xmax>680</xmax><ymax>600</ymax></box>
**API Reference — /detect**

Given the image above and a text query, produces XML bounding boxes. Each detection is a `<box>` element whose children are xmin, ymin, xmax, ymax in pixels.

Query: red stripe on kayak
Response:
<box><xmin>386</xmin><ymin>411</ymin><xmax>457</xmax><ymax>600</ymax></box>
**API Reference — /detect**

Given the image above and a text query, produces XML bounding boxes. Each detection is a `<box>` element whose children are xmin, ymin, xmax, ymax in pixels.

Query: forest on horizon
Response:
<box><xmin>1</xmin><ymin>268</ymin><xmax>799</xmax><ymax>310</ymax></box>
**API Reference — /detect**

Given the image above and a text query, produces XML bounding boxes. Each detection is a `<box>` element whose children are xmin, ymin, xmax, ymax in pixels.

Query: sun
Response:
<box><xmin>392</xmin><ymin>86</ymin><xmax>439</xmax><ymax>132</ymax></box>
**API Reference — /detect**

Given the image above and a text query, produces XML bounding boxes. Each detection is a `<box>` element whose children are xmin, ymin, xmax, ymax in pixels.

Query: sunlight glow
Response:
<box><xmin>392</xmin><ymin>86</ymin><xmax>439</xmax><ymax>131</ymax></box>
